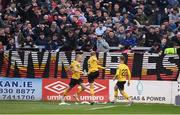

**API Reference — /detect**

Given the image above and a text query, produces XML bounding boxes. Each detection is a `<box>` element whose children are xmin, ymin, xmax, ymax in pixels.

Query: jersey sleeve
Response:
<box><xmin>98</xmin><ymin>65</ymin><xmax>105</xmax><ymax>69</ymax></box>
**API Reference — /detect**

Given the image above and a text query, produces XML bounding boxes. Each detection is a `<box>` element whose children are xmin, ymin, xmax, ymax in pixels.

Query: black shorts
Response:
<box><xmin>69</xmin><ymin>78</ymin><xmax>83</xmax><ymax>88</ymax></box>
<box><xmin>116</xmin><ymin>81</ymin><xmax>126</xmax><ymax>91</ymax></box>
<box><xmin>88</xmin><ymin>71</ymin><xmax>99</xmax><ymax>83</ymax></box>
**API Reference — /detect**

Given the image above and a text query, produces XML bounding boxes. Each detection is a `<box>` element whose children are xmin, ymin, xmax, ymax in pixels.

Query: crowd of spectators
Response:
<box><xmin>0</xmin><ymin>0</ymin><xmax>179</xmax><ymax>53</ymax></box>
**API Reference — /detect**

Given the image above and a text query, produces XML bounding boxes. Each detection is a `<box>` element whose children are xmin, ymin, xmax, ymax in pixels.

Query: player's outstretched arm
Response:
<box><xmin>114</xmin><ymin>67</ymin><xmax>119</xmax><ymax>81</ymax></box>
<box><xmin>113</xmin><ymin>75</ymin><xmax>117</xmax><ymax>81</ymax></box>
<box><xmin>97</xmin><ymin>65</ymin><xmax>105</xmax><ymax>69</ymax></box>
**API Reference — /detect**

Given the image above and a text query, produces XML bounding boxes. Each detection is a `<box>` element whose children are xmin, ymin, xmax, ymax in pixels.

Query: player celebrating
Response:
<box><xmin>113</xmin><ymin>56</ymin><xmax>133</xmax><ymax>106</ymax></box>
<box><xmin>60</xmin><ymin>54</ymin><xmax>86</xmax><ymax>104</ymax></box>
<box><xmin>88</xmin><ymin>51</ymin><xmax>106</xmax><ymax>105</ymax></box>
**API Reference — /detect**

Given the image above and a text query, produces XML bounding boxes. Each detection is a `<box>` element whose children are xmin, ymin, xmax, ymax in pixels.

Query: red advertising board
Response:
<box><xmin>42</xmin><ymin>79</ymin><xmax>109</xmax><ymax>102</ymax></box>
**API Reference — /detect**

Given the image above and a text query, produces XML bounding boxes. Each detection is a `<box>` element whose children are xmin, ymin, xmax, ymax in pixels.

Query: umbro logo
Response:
<box><xmin>44</xmin><ymin>81</ymin><xmax>69</xmax><ymax>94</ymax></box>
<box><xmin>83</xmin><ymin>82</ymin><xmax>106</xmax><ymax>94</ymax></box>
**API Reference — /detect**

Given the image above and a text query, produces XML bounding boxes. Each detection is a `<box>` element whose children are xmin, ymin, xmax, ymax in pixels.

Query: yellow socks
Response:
<box><xmin>77</xmin><ymin>87</ymin><xmax>83</xmax><ymax>96</ymax></box>
<box><xmin>63</xmin><ymin>89</ymin><xmax>68</xmax><ymax>96</ymax></box>
<box><xmin>122</xmin><ymin>91</ymin><xmax>129</xmax><ymax>100</ymax></box>
<box><xmin>114</xmin><ymin>89</ymin><xmax>118</xmax><ymax>98</ymax></box>
<box><xmin>90</xmin><ymin>84</ymin><xmax>94</xmax><ymax>96</ymax></box>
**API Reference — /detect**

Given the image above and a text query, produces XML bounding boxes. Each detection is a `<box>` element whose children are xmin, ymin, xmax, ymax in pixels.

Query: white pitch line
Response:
<box><xmin>88</xmin><ymin>105</ymin><xmax>116</xmax><ymax>110</ymax></box>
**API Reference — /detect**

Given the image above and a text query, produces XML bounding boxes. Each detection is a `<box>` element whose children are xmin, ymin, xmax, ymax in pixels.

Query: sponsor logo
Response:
<box><xmin>84</xmin><ymin>82</ymin><xmax>106</xmax><ymax>94</ymax></box>
<box><xmin>136</xmin><ymin>80</ymin><xmax>143</xmax><ymax>95</ymax></box>
<box><xmin>44</xmin><ymin>81</ymin><xmax>68</xmax><ymax>94</ymax></box>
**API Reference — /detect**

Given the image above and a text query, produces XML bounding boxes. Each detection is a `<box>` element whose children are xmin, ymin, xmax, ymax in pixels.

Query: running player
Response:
<box><xmin>87</xmin><ymin>51</ymin><xmax>106</xmax><ymax>105</ymax></box>
<box><xmin>60</xmin><ymin>54</ymin><xmax>86</xmax><ymax>104</ymax></box>
<box><xmin>113</xmin><ymin>56</ymin><xmax>132</xmax><ymax>106</ymax></box>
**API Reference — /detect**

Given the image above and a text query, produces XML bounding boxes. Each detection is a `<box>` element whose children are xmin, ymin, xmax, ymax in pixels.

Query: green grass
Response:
<box><xmin>0</xmin><ymin>101</ymin><xmax>180</xmax><ymax>114</ymax></box>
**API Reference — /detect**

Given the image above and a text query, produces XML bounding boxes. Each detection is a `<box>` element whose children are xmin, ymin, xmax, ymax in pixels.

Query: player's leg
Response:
<box><xmin>88</xmin><ymin>73</ymin><xmax>95</xmax><ymax>104</ymax></box>
<box><xmin>88</xmin><ymin>71</ymin><xmax>99</xmax><ymax>105</ymax></box>
<box><xmin>61</xmin><ymin>86</ymin><xmax>72</xmax><ymax>102</ymax></box>
<box><xmin>118</xmin><ymin>81</ymin><xmax>129</xmax><ymax>100</ymax></box>
<box><xmin>61</xmin><ymin>79</ymin><xmax>76</xmax><ymax>102</ymax></box>
<box><xmin>88</xmin><ymin>72</ymin><xmax>95</xmax><ymax>97</ymax></box>
<box><xmin>119</xmin><ymin>90</ymin><xmax>132</xmax><ymax>106</ymax></box>
<box><xmin>119</xmin><ymin>90</ymin><xmax>129</xmax><ymax>101</ymax></box>
<box><xmin>113</xmin><ymin>84</ymin><xmax>119</xmax><ymax>103</ymax></box>
<box><xmin>73</xmin><ymin>79</ymin><xmax>86</xmax><ymax>102</ymax></box>
<box><xmin>90</xmin><ymin>82</ymin><xmax>95</xmax><ymax>96</ymax></box>
<box><xmin>89</xmin><ymin>82</ymin><xmax>95</xmax><ymax>105</ymax></box>
<box><xmin>77</xmin><ymin>82</ymin><xmax>86</xmax><ymax>95</ymax></box>
<box><xmin>89</xmin><ymin>71</ymin><xmax>99</xmax><ymax>97</ymax></box>
<box><xmin>118</xmin><ymin>81</ymin><xmax>132</xmax><ymax>105</ymax></box>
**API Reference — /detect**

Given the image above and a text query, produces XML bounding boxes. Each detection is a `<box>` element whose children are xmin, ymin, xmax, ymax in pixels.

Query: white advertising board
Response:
<box><xmin>109</xmin><ymin>80</ymin><xmax>175</xmax><ymax>104</ymax></box>
<box><xmin>173</xmin><ymin>73</ymin><xmax>180</xmax><ymax>105</ymax></box>
<box><xmin>0</xmin><ymin>78</ymin><xmax>42</xmax><ymax>100</ymax></box>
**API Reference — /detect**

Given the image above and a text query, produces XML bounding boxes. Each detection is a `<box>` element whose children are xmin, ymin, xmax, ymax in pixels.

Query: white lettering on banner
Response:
<box><xmin>146</xmin><ymin>96</ymin><xmax>166</xmax><ymax>101</ymax></box>
<box><xmin>117</xmin><ymin>96</ymin><xmax>166</xmax><ymax>102</ymax></box>
<box><xmin>31</xmin><ymin>52</ymin><xmax>49</xmax><ymax>77</ymax></box>
<box><xmin>46</xmin><ymin>95</ymin><xmax>104</xmax><ymax>101</ymax></box>
<box><xmin>142</xmin><ymin>54</ymin><xmax>159</xmax><ymax>69</ymax></box>
<box><xmin>11</xmin><ymin>51</ymin><xmax>29</xmax><ymax>70</ymax></box>
<box><xmin>47</xmin><ymin>95</ymin><xmax>71</xmax><ymax>100</ymax></box>
<box><xmin>58</xmin><ymin>52</ymin><xmax>72</xmax><ymax>67</ymax></box>
<box><xmin>0</xmin><ymin>78</ymin><xmax>42</xmax><ymax>100</ymax></box>
<box><xmin>162</xmin><ymin>55</ymin><xmax>179</xmax><ymax>68</ymax></box>
<box><xmin>80</xmin><ymin>96</ymin><xmax>104</xmax><ymax>101</ymax></box>
<box><xmin>109</xmin><ymin>80</ymin><xmax>174</xmax><ymax>104</ymax></box>
<box><xmin>31</xmin><ymin>52</ymin><xmax>49</xmax><ymax>68</ymax></box>
<box><xmin>105</xmin><ymin>53</ymin><xmax>123</xmax><ymax>70</ymax></box>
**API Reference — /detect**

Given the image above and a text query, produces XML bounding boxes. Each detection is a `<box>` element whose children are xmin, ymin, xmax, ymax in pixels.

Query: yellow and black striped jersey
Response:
<box><xmin>88</xmin><ymin>56</ymin><xmax>104</xmax><ymax>74</ymax></box>
<box><xmin>70</xmin><ymin>60</ymin><xmax>81</xmax><ymax>79</ymax></box>
<box><xmin>115</xmin><ymin>64</ymin><xmax>131</xmax><ymax>81</ymax></box>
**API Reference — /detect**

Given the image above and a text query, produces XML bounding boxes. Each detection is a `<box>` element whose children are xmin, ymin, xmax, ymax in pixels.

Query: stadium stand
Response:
<box><xmin>0</xmin><ymin>0</ymin><xmax>179</xmax><ymax>53</ymax></box>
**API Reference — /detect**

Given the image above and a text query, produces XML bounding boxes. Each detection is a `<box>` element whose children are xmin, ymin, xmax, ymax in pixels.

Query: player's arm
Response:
<box><xmin>96</xmin><ymin>59</ymin><xmax>106</xmax><ymax>69</ymax></box>
<box><xmin>127</xmin><ymin>67</ymin><xmax>131</xmax><ymax>86</ymax></box>
<box><xmin>113</xmin><ymin>67</ymin><xmax>119</xmax><ymax>81</ymax></box>
<box><xmin>68</xmin><ymin>64</ymin><xmax>73</xmax><ymax>71</ymax></box>
<box><xmin>98</xmin><ymin>65</ymin><xmax>106</xmax><ymax>69</ymax></box>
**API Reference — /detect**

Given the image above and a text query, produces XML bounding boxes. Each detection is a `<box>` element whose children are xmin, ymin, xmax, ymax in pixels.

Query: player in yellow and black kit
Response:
<box><xmin>113</xmin><ymin>56</ymin><xmax>133</xmax><ymax>105</ymax></box>
<box><xmin>88</xmin><ymin>51</ymin><xmax>106</xmax><ymax>105</ymax></box>
<box><xmin>60</xmin><ymin>54</ymin><xmax>86</xmax><ymax>104</ymax></box>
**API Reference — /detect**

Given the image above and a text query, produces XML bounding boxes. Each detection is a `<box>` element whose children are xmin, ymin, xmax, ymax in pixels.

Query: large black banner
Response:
<box><xmin>0</xmin><ymin>51</ymin><xmax>179</xmax><ymax>81</ymax></box>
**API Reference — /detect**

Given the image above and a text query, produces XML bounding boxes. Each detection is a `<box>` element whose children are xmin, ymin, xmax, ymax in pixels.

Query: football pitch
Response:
<box><xmin>0</xmin><ymin>101</ymin><xmax>180</xmax><ymax>114</ymax></box>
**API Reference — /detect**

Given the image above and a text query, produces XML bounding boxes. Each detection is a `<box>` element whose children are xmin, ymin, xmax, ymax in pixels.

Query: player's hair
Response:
<box><xmin>90</xmin><ymin>51</ymin><xmax>96</xmax><ymax>56</ymax></box>
<box><xmin>75</xmin><ymin>54</ymin><xmax>82</xmax><ymax>60</ymax></box>
<box><xmin>120</xmin><ymin>56</ymin><xmax>125</xmax><ymax>62</ymax></box>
